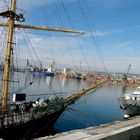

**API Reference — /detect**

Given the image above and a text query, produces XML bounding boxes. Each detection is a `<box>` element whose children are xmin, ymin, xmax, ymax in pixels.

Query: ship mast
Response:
<box><xmin>0</xmin><ymin>0</ymin><xmax>84</xmax><ymax>112</ymax></box>
<box><xmin>1</xmin><ymin>0</ymin><xmax>17</xmax><ymax>112</ymax></box>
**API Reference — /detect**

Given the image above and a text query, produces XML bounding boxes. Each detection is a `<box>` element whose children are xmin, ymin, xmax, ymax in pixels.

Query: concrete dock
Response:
<box><xmin>35</xmin><ymin>116</ymin><xmax>140</xmax><ymax>140</ymax></box>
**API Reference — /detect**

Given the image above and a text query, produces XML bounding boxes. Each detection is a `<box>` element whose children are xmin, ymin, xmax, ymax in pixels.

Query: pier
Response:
<box><xmin>35</xmin><ymin>116</ymin><xmax>140</xmax><ymax>140</ymax></box>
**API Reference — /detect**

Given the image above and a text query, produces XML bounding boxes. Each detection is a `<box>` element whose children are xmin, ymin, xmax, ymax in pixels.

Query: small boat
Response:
<box><xmin>118</xmin><ymin>86</ymin><xmax>140</xmax><ymax>118</ymax></box>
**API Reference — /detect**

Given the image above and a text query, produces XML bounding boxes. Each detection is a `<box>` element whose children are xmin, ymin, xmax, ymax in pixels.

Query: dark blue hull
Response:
<box><xmin>31</xmin><ymin>71</ymin><xmax>54</xmax><ymax>77</ymax></box>
<box><xmin>44</xmin><ymin>72</ymin><xmax>54</xmax><ymax>76</ymax></box>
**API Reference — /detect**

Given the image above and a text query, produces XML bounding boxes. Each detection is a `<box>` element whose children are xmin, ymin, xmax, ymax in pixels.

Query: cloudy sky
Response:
<box><xmin>0</xmin><ymin>0</ymin><xmax>140</xmax><ymax>74</ymax></box>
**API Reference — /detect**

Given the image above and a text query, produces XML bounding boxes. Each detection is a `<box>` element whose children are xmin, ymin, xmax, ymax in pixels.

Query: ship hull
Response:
<box><xmin>118</xmin><ymin>97</ymin><xmax>140</xmax><ymax>117</ymax></box>
<box><xmin>44</xmin><ymin>72</ymin><xmax>54</xmax><ymax>76</ymax></box>
<box><xmin>0</xmin><ymin>108</ymin><xmax>64</xmax><ymax>140</ymax></box>
<box><xmin>31</xmin><ymin>71</ymin><xmax>54</xmax><ymax>77</ymax></box>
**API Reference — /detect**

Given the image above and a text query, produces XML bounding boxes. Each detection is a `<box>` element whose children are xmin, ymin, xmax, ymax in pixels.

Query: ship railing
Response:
<box><xmin>0</xmin><ymin>112</ymin><xmax>33</xmax><ymax>128</ymax></box>
<box><xmin>25</xmin><ymin>93</ymin><xmax>66</xmax><ymax>101</ymax></box>
<box><xmin>32</xmin><ymin>100</ymin><xmax>63</xmax><ymax>114</ymax></box>
<box><xmin>0</xmin><ymin>99</ymin><xmax>63</xmax><ymax>128</ymax></box>
<box><xmin>7</xmin><ymin>92</ymin><xmax>66</xmax><ymax>102</ymax></box>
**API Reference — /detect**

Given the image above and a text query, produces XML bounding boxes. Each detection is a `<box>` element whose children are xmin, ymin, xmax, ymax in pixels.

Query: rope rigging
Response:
<box><xmin>0</xmin><ymin>27</ymin><xmax>8</xmax><ymax>66</ymax></box>
<box><xmin>35</xmin><ymin>0</ymin><xmax>88</xmax><ymax>93</ymax></box>
<box><xmin>19</xmin><ymin>30</ymin><xmax>58</xmax><ymax>94</ymax></box>
<box><xmin>0</xmin><ymin>1</ymin><xmax>112</xmax><ymax>139</ymax></box>
<box><xmin>78</xmin><ymin>0</ymin><xmax>109</xmax><ymax>75</ymax></box>
<box><xmin>0</xmin><ymin>0</ymin><xmax>108</xmax><ymax>98</ymax></box>
<box><xmin>0</xmin><ymin>0</ymin><xmax>9</xmax><ymax>11</ymax></box>
<box><xmin>61</xmin><ymin>0</ymin><xmax>92</xmax><ymax>72</ymax></box>
<box><xmin>21</xmin><ymin>30</ymin><xmax>65</xmax><ymax>95</ymax></box>
<box><xmin>22</xmin><ymin>30</ymin><xmax>43</xmax><ymax>68</ymax></box>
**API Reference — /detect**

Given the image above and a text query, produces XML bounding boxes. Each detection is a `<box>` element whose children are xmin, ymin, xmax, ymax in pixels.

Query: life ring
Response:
<box><xmin>19</xmin><ymin>103</ymin><xmax>25</xmax><ymax>111</ymax></box>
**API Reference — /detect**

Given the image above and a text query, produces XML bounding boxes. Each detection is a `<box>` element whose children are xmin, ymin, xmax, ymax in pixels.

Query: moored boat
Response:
<box><xmin>30</xmin><ymin>67</ymin><xmax>55</xmax><ymax>77</ymax></box>
<box><xmin>118</xmin><ymin>86</ymin><xmax>140</xmax><ymax>118</ymax></box>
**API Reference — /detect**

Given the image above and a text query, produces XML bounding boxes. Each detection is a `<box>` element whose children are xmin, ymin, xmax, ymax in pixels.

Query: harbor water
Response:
<box><xmin>0</xmin><ymin>72</ymin><xmax>124</xmax><ymax>135</ymax></box>
<box><xmin>55</xmin><ymin>82</ymin><xmax>124</xmax><ymax>133</ymax></box>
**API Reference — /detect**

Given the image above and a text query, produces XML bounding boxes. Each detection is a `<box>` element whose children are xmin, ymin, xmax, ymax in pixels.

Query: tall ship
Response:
<box><xmin>0</xmin><ymin>0</ymin><xmax>85</xmax><ymax>139</ymax></box>
<box><xmin>118</xmin><ymin>85</ymin><xmax>140</xmax><ymax>118</ymax></box>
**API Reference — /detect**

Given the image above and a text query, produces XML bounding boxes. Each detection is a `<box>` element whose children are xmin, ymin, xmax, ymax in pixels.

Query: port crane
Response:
<box><xmin>122</xmin><ymin>64</ymin><xmax>131</xmax><ymax>84</ymax></box>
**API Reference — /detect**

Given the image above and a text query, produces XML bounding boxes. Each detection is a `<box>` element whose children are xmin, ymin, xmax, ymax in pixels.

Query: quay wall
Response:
<box><xmin>35</xmin><ymin>116</ymin><xmax>140</xmax><ymax>140</ymax></box>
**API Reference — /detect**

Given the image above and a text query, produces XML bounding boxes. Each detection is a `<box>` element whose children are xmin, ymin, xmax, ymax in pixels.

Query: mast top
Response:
<box><xmin>0</xmin><ymin>10</ymin><xmax>25</xmax><ymax>22</ymax></box>
<box><xmin>0</xmin><ymin>0</ymin><xmax>24</xmax><ymax>22</ymax></box>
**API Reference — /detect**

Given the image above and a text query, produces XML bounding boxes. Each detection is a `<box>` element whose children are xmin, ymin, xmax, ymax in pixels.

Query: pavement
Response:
<box><xmin>35</xmin><ymin>115</ymin><xmax>140</xmax><ymax>140</ymax></box>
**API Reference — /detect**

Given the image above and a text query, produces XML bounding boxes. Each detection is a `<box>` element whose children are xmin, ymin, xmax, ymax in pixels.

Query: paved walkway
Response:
<box><xmin>35</xmin><ymin>116</ymin><xmax>140</xmax><ymax>140</ymax></box>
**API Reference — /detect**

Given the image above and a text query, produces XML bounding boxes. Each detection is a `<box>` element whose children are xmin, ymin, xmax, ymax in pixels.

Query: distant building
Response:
<box><xmin>63</xmin><ymin>68</ymin><xmax>71</xmax><ymax>74</ymax></box>
<box><xmin>47</xmin><ymin>65</ymin><xmax>53</xmax><ymax>72</ymax></box>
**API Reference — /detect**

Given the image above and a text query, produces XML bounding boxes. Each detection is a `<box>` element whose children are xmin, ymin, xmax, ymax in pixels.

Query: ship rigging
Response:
<box><xmin>0</xmin><ymin>0</ymin><xmax>109</xmax><ymax>139</ymax></box>
<box><xmin>0</xmin><ymin>0</ymin><xmax>85</xmax><ymax>139</ymax></box>
<box><xmin>0</xmin><ymin>0</ymin><xmax>84</xmax><ymax>112</ymax></box>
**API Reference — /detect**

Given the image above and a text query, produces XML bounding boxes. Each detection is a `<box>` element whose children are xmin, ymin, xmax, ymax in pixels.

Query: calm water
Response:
<box><xmin>55</xmin><ymin>83</ymin><xmax>124</xmax><ymax>132</ymax></box>
<box><xmin>0</xmin><ymin>72</ymin><xmax>124</xmax><ymax>134</ymax></box>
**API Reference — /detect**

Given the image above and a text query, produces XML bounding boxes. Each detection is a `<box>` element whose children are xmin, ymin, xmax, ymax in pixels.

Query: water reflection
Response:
<box><xmin>45</xmin><ymin>77</ymin><xmax>53</xmax><ymax>87</ymax></box>
<box><xmin>61</xmin><ymin>77</ymin><xmax>69</xmax><ymax>89</ymax></box>
<box><xmin>0</xmin><ymin>72</ymin><xmax>124</xmax><ymax>136</ymax></box>
<box><xmin>55</xmin><ymin>83</ymin><xmax>124</xmax><ymax>133</ymax></box>
<box><xmin>3</xmin><ymin>72</ymin><xmax>91</xmax><ymax>98</ymax></box>
<box><xmin>121</xmin><ymin>85</ymin><xmax>127</xmax><ymax>94</ymax></box>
